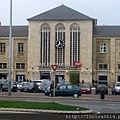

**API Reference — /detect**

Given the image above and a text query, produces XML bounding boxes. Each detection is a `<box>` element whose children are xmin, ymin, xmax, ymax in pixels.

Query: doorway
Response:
<box><xmin>55</xmin><ymin>75</ymin><xmax>64</xmax><ymax>85</ymax></box>
<box><xmin>16</xmin><ymin>75</ymin><xmax>25</xmax><ymax>82</ymax></box>
<box><xmin>117</xmin><ymin>76</ymin><xmax>120</xmax><ymax>82</ymax></box>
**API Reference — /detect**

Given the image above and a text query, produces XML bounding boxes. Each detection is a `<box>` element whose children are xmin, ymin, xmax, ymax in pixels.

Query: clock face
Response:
<box><xmin>55</xmin><ymin>39</ymin><xmax>65</xmax><ymax>49</ymax></box>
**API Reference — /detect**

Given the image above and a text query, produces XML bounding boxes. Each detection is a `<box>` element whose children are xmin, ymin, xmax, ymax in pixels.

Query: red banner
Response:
<box><xmin>74</xmin><ymin>62</ymin><xmax>82</xmax><ymax>66</ymax></box>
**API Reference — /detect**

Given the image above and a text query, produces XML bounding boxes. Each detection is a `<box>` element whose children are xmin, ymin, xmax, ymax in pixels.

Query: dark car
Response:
<box><xmin>20</xmin><ymin>82</ymin><xmax>39</xmax><ymax>92</ymax></box>
<box><xmin>95</xmin><ymin>84</ymin><xmax>108</xmax><ymax>94</ymax></box>
<box><xmin>38</xmin><ymin>80</ymin><xmax>52</xmax><ymax>93</ymax></box>
<box><xmin>45</xmin><ymin>84</ymin><xmax>81</xmax><ymax>98</ymax></box>
<box><xmin>80</xmin><ymin>83</ymin><xmax>91</xmax><ymax>94</ymax></box>
<box><xmin>2</xmin><ymin>81</ymin><xmax>17</xmax><ymax>92</ymax></box>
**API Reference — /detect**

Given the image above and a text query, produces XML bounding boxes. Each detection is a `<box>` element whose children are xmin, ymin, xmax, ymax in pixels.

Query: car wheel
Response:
<box><xmin>73</xmin><ymin>93</ymin><xmax>79</xmax><ymax>98</ymax></box>
<box><xmin>20</xmin><ymin>90</ymin><xmax>23</xmax><ymax>92</ymax></box>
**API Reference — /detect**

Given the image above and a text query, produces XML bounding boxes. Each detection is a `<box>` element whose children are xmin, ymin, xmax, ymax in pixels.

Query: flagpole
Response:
<box><xmin>8</xmin><ymin>0</ymin><xmax>12</xmax><ymax>96</ymax></box>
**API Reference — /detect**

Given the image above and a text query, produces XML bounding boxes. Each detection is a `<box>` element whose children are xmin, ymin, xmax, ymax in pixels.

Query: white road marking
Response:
<box><xmin>106</xmin><ymin>104</ymin><xmax>119</xmax><ymax>106</ymax></box>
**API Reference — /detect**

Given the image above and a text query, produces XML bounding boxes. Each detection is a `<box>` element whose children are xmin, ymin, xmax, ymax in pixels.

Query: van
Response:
<box><xmin>31</xmin><ymin>80</ymin><xmax>43</xmax><ymax>86</ymax></box>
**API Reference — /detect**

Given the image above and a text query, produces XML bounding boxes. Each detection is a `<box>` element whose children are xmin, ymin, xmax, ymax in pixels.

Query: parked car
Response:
<box><xmin>17</xmin><ymin>82</ymin><xmax>23</xmax><ymax>90</ymax></box>
<box><xmin>112</xmin><ymin>82</ymin><xmax>120</xmax><ymax>95</ymax></box>
<box><xmin>0</xmin><ymin>80</ymin><xmax>7</xmax><ymax>89</ymax></box>
<box><xmin>45</xmin><ymin>84</ymin><xmax>81</xmax><ymax>98</ymax></box>
<box><xmin>2</xmin><ymin>81</ymin><xmax>17</xmax><ymax>92</ymax></box>
<box><xmin>95</xmin><ymin>84</ymin><xmax>108</xmax><ymax>94</ymax></box>
<box><xmin>80</xmin><ymin>83</ymin><xmax>91</xmax><ymax>94</ymax></box>
<box><xmin>31</xmin><ymin>80</ymin><xmax>44</xmax><ymax>86</ymax></box>
<box><xmin>38</xmin><ymin>80</ymin><xmax>52</xmax><ymax>93</ymax></box>
<box><xmin>20</xmin><ymin>82</ymin><xmax>39</xmax><ymax>93</ymax></box>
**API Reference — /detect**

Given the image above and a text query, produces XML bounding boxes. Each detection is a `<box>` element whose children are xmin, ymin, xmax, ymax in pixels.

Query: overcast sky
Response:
<box><xmin>0</xmin><ymin>0</ymin><xmax>120</xmax><ymax>26</ymax></box>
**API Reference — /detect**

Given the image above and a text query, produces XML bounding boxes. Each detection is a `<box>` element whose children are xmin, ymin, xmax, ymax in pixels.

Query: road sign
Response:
<box><xmin>51</xmin><ymin>65</ymin><xmax>58</xmax><ymax>71</ymax></box>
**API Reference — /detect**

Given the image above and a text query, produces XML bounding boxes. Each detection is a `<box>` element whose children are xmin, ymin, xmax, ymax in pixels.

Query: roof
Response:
<box><xmin>28</xmin><ymin>4</ymin><xmax>93</xmax><ymax>21</ymax></box>
<box><xmin>0</xmin><ymin>26</ymin><xmax>28</xmax><ymax>37</ymax></box>
<box><xmin>93</xmin><ymin>26</ymin><xmax>120</xmax><ymax>37</ymax></box>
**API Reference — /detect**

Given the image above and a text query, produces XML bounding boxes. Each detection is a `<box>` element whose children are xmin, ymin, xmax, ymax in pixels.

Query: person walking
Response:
<box><xmin>77</xmin><ymin>78</ymin><xmax>80</xmax><ymax>86</ymax></box>
<box><xmin>82</xmin><ymin>79</ymin><xmax>84</xmax><ymax>84</ymax></box>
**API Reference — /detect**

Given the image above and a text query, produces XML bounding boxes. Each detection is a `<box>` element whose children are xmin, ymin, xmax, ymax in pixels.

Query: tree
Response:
<box><xmin>68</xmin><ymin>71</ymin><xmax>79</xmax><ymax>84</ymax></box>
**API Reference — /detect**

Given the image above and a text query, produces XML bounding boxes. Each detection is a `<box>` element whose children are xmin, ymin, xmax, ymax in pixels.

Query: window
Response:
<box><xmin>100</xmin><ymin>43</ymin><xmax>106</xmax><ymax>53</ymax></box>
<box><xmin>59</xmin><ymin>85</ymin><xmax>66</xmax><ymax>90</ymax></box>
<box><xmin>40</xmin><ymin>23</ymin><xmax>50</xmax><ymax>66</ymax></box>
<box><xmin>55</xmin><ymin>23</ymin><xmax>65</xmax><ymax>65</ymax></box>
<box><xmin>0</xmin><ymin>43</ymin><xmax>5</xmax><ymax>53</ymax></box>
<box><xmin>98</xmin><ymin>64</ymin><xmax>108</xmax><ymax>69</ymax></box>
<box><xmin>0</xmin><ymin>63</ymin><xmax>7</xmax><ymax>69</ymax></box>
<box><xmin>67</xmin><ymin>85</ymin><xmax>73</xmax><ymax>90</ymax></box>
<box><xmin>70</xmin><ymin>23</ymin><xmax>80</xmax><ymax>66</ymax></box>
<box><xmin>118</xmin><ymin>64</ymin><xmax>120</xmax><ymax>69</ymax></box>
<box><xmin>16</xmin><ymin>63</ymin><xmax>25</xmax><ymax>69</ymax></box>
<box><xmin>18</xmin><ymin>43</ymin><xmax>24</xmax><ymax>52</ymax></box>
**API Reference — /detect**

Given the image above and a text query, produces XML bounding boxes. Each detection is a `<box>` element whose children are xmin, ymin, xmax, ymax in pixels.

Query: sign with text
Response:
<box><xmin>51</xmin><ymin>65</ymin><xmax>58</xmax><ymax>71</ymax></box>
<box><xmin>74</xmin><ymin>62</ymin><xmax>82</xmax><ymax>66</ymax></box>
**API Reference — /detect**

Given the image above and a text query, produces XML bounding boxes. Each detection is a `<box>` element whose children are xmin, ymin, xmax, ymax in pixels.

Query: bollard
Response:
<box><xmin>100</xmin><ymin>88</ymin><xmax>105</xmax><ymax>100</ymax></box>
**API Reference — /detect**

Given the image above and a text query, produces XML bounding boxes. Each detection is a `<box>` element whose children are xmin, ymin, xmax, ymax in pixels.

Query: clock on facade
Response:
<box><xmin>55</xmin><ymin>39</ymin><xmax>65</xmax><ymax>49</ymax></box>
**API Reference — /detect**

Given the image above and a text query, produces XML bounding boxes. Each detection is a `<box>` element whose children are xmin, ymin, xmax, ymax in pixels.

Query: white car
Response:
<box><xmin>17</xmin><ymin>82</ymin><xmax>23</xmax><ymax>90</ymax></box>
<box><xmin>112</xmin><ymin>82</ymin><xmax>120</xmax><ymax>95</ymax></box>
<box><xmin>31</xmin><ymin>80</ymin><xmax>44</xmax><ymax>86</ymax></box>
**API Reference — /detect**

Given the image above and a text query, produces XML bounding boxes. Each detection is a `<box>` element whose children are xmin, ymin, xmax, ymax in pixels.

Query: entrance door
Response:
<box><xmin>40</xmin><ymin>72</ymin><xmax>50</xmax><ymax>79</ymax></box>
<box><xmin>55</xmin><ymin>75</ymin><xmax>64</xmax><ymax>85</ymax></box>
<box><xmin>0</xmin><ymin>74</ymin><xmax>7</xmax><ymax>81</ymax></box>
<box><xmin>98</xmin><ymin>75</ymin><xmax>108</xmax><ymax>85</ymax></box>
<box><xmin>16</xmin><ymin>75</ymin><xmax>25</xmax><ymax>82</ymax></box>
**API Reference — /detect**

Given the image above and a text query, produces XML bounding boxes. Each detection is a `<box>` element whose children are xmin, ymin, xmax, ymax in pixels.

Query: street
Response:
<box><xmin>0</xmin><ymin>91</ymin><xmax>120</xmax><ymax>113</ymax></box>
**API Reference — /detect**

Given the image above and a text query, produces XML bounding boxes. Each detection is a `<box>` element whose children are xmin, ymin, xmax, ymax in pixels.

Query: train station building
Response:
<box><xmin>0</xmin><ymin>5</ymin><xmax>120</xmax><ymax>86</ymax></box>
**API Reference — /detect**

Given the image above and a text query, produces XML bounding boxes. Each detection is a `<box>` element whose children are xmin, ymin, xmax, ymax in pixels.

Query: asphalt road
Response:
<box><xmin>0</xmin><ymin>92</ymin><xmax>120</xmax><ymax>113</ymax></box>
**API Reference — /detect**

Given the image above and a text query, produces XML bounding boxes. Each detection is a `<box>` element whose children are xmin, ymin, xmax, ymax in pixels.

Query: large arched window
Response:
<box><xmin>40</xmin><ymin>23</ymin><xmax>50</xmax><ymax>66</ymax></box>
<box><xmin>70</xmin><ymin>23</ymin><xmax>80</xmax><ymax>66</ymax></box>
<box><xmin>55</xmin><ymin>23</ymin><xmax>65</xmax><ymax>66</ymax></box>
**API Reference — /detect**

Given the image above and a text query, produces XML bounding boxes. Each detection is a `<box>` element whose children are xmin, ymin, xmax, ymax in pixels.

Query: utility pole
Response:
<box><xmin>8</xmin><ymin>0</ymin><xmax>12</xmax><ymax>96</ymax></box>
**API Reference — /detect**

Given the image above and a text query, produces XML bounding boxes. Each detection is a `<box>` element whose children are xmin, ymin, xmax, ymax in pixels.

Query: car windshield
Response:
<box><xmin>23</xmin><ymin>82</ymin><xmax>33</xmax><ymax>86</ymax></box>
<box><xmin>3</xmin><ymin>82</ymin><xmax>16</xmax><ymax>86</ymax></box>
<box><xmin>80</xmin><ymin>84</ymin><xmax>90</xmax><ymax>88</ymax></box>
<box><xmin>98</xmin><ymin>84</ymin><xmax>106</xmax><ymax>87</ymax></box>
<box><xmin>115</xmin><ymin>83</ymin><xmax>120</xmax><ymax>87</ymax></box>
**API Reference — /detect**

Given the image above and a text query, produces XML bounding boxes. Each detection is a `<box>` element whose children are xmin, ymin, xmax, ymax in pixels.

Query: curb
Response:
<box><xmin>0</xmin><ymin>108</ymin><xmax>96</xmax><ymax>114</ymax></box>
<box><xmin>0</xmin><ymin>94</ymin><xmax>120</xmax><ymax>102</ymax></box>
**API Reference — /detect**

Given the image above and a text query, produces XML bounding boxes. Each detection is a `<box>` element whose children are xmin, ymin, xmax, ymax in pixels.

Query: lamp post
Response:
<box><xmin>8</xmin><ymin>0</ymin><xmax>12</xmax><ymax>96</ymax></box>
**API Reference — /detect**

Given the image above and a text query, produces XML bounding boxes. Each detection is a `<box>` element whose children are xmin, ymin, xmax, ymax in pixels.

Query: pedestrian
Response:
<box><xmin>82</xmin><ymin>79</ymin><xmax>84</xmax><ymax>84</ymax></box>
<box><xmin>77</xmin><ymin>78</ymin><xmax>80</xmax><ymax>86</ymax></box>
<box><xmin>92</xmin><ymin>79</ymin><xmax>95</xmax><ymax>87</ymax></box>
<box><xmin>50</xmin><ymin>81</ymin><xmax>54</xmax><ymax>92</ymax></box>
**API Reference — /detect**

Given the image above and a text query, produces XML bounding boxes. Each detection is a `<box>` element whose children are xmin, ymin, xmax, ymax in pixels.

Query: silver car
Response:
<box><xmin>38</xmin><ymin>80</ymin><xmax>52</xmax><ymax>93</ymax></box>
<box><xmin>112</xmin><ymin>82</ymin><xmax>120</xmax><ymax>95</ymax></box>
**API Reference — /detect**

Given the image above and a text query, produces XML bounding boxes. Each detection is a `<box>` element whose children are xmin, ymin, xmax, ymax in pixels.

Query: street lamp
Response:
<box><xmin>8</xmin><ymin>0</ymin><xmax>12</xmax><ymax>96</ymax></box>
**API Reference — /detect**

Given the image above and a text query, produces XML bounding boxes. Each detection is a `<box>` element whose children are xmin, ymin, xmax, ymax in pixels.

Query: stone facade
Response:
<box><xmin>27</xmin><ymin>20</ymin><xmax>93</xmax><ymax>84</ymax></box>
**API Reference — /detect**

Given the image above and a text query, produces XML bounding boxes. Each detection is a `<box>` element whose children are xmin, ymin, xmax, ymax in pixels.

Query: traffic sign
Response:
<box><xmin>51</xmin><ymin>65</ymin><xmax>58</xmax><ymax>71</ymax></box>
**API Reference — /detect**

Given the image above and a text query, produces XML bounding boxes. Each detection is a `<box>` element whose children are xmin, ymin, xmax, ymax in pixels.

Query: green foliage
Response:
<box><xmin>68</xmin><ymin>71</ymin><xmax>79</xmax><ymax>84</ymax></box>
